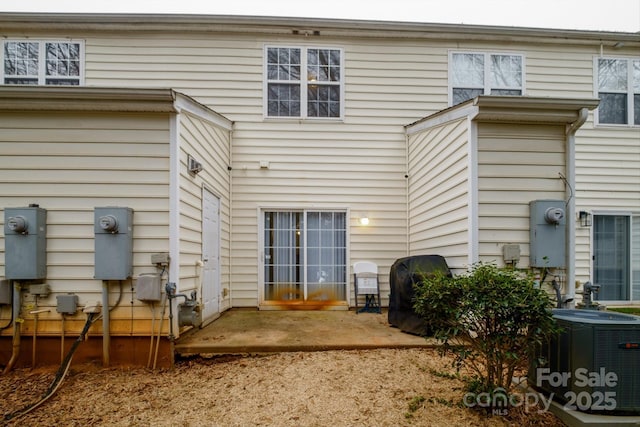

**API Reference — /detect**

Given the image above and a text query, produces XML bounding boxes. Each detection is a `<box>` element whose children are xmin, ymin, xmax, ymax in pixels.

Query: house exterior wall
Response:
<box><xmin>476</xmin><ymin>122</ymin><xmax>567</xmax><ymax>267</ymax></box>
<box><xmin>574</xmin><ymin>126</ymin><xmax>640</xmax><ymax>287</ymax></box>
<box><xmin>0</xmin><ymin>110</ymin><xmax>172</xmax><ymax>336</ymax></box>
<box><xmin>407</xmin><ymin>117</ymin><xmax>471</xmax><ymax>272</ymax></box>
<box><xmin>177</xmin><ymin>111</ymin><xmax>232</xmax><ymax>312</ymax></box>
<box><xmin>0</xmin><ymin>15</ymin><xmax>638</xmax><ymax>307</ymax></box>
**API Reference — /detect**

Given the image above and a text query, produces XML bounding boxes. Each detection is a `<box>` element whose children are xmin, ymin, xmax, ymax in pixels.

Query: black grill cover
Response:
<box><xmin>388</xmin><ymin>255</ymin><xmax>452</xmax><ymax>335</ymax></box>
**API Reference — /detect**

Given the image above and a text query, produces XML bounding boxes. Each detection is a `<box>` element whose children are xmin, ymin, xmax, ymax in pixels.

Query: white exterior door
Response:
<box><xmin>202</xmin><ymin>188</ymin><xmax>220</xmax><ymax>321</ymax></box>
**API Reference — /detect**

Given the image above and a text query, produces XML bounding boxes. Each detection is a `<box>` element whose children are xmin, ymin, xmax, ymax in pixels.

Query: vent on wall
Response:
<box><xmin>188</xmin><ymin>155</ymin><xmax>203</xmax><ymax>176</ymax></box>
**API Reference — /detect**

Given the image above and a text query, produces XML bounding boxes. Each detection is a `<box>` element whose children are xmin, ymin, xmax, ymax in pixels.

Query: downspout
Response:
<box><xmin>405</xmin><ymin>132</ymin><xmax>410</xmax><ymax>256</ymax></box>
<box><xmin>565</xmin><ymin>107</ymin><xmax>589</xmax><ymax>307</ymax></box>
<box><xmin>168</xmin><ymin>108</ymin><xmax>181</xmax><ymax>364</ymax></box>
<box><xmin>467</xmin><ymin>116</ymin><xmax>479</xmax><ymax>265</ymax></box>
<box><xmin>101</xmin><ymin>280</ymin><xmax>110</xmax><ymax>366</ymax></box>
<box><xmin>2</xmin><ymin>281</ymin><xmax>21</xmax><ymax>374</ymax></box>
<box><xmin>228</xmin><ymin>128</ymin><xmax>234</xmax><ymax>305</ymax></box>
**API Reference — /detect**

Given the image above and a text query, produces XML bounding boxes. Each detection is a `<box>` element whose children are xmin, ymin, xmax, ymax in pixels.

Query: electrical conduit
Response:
<box><xmin>2</xmin><ymin>281</ymin><xmax>22</xmax><ymax>375</ymax></box>
<box><xmin>4</xmin><ymin>312</ymin><xmax>96</xmax><ymax>422</ymax></box>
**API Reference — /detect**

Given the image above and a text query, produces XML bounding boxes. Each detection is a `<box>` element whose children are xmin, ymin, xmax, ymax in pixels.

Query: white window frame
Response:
<box><xmin>448</xmin><ymin>51</ymin><xmax>526</xmax><ymax>106</ymax></box>
<box><xmin>1</xmin><ymin>39</ymin><xmax>85</xmax><ymax>86</ymax></box>
<box><xmin>258</xmin><ymin>207</ymin><xmax>350</xmax><ymax>306</ymax></box>
<box><xmin>593</xmin><ymin>56</ymin><xmax>640</xmax><ymax>127</ymax></box>
<box><xmin>263</xmin><ymin>45</ymin><xmax>345</xmax><ymax>120</ymax></box>
<box><xmin>590</xmin><ymin>211</ymin><xmax>640</xmax><ymax>303</ymax></box>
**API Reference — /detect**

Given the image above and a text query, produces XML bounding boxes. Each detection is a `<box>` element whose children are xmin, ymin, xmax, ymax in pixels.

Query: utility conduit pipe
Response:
<box><xmin>4</xmin><ymin>312</ymin><xmax>97</xmax><ymax>422</ymax></box>
<box><xmin>102</xmin><ymin>280</ymin><xmax>110</xmax><ymax>367</ymax></box>
<box><xmin>146</xmin><ymin>301</ymin><xmax>155</xmax><ymax>369</ymax></box>
<box><xmin>30</xmin><ymin>308</ymin><xmax>50</xmax><ymax>368</ymax></box>
<box><xmin>2</xmin><ymin>281</ymin><xmax>22</xmax><ymax>375</ymax></box>
<box><xmin>60</xmin><ymin>313</ymin><xmax>65</xmax><ymax>363</ymax></box>
<box><xmin>153</xmin><ymin>291</ymin><xmax>167</xmax><ymax>370</ymax></box>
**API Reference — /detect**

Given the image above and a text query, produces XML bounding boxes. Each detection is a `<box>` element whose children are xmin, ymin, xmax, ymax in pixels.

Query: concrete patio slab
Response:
<box><xmin>174</xmin><ymin>308</ymin><xmax>437</xmax><ymax>356</ymax></box>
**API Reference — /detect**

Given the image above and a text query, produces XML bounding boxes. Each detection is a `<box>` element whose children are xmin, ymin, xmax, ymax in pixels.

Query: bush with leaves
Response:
<box><xmin>413</xmin><ymin>263</ymin><xmax>558</xmax><ymax>398</ymax></box>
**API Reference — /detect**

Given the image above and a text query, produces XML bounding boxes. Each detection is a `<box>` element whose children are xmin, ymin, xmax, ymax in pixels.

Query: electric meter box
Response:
<box><xmin>4</xmin><ymin>206</ymin><xmax>47</xmax><ymax>280</ymax></box>
<box><xmin>94</xmin><ymin>207</ymin><xmax>133</xmax><ymax>280</ymax></box>
<box><xmin>529</xmin><ymin>200</ymin><xmax>566</xmax><ymax>268</ymax></box>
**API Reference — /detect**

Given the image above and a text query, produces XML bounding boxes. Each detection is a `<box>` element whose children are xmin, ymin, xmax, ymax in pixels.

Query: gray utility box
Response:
<box><xmin>0</xmin><ymin>279</ymin><xmax>12</xmax><ymax>305</ymax></box>
<box><xmin>94</xmin><ymin>207</ymin><xmax>133</xmax><ymax>280</ymax></box>
<box><xmin>529</xmin><ymin>200</ymin><xmax>566</xmax><ymax>268</ymax></box>
<box><xmin>136</xmin><ymin>273</ymin><xmax>162</xmax><ymax>302</ymax></box>
<box><xmin>4</xmin><ymin>206</ymin><xmax>47</xmax><ymax>280</ymax></box>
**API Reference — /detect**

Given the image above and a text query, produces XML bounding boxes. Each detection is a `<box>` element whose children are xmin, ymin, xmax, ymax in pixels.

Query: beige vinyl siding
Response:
<box><xmin>229</xmin><ymin>126</ymin><xmax>408</xmax><ymax>307</ymax></box>
<box><xmin>85</xmin><ymin>36</ymin><xmax>264</xmax><ymax>119</ymax></box>
<box><xmin>177</xmin><ymin>112</ymin><xmax>232</xmax><ymax>311</ymax></box>
<box><xmin>477</xmin><ymin>123</ymin><xmax>567</xmax><ymax>267</ymax></box>
<box><xmin>77</xmin><ymin>33</ymin><xmax>425</xmax><ymax>306</ymax></box>
<box><xmin>407</xmin><ymin>117</ymin><xmax>471</xmax><ymax>271</ymax></box>
<box><xmin>2</xmin><ymin>21</ymin><xmax>637</xmax><ymax>309</ymax></box>
<box><xmin>0</xmin><ymin>111</ymin><xmax>171</xmax><ymax>336</ymax></box>
<box><xmin>574</xmin><ymin>125</ymin><xmax>640</xmax><ymax>283</ymax></box>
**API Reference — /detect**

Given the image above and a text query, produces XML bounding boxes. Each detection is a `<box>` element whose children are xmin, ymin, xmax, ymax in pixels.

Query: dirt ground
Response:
<box><xmin>1</xmin><ymin>348</ymin><xmax>565</xmax><ymax>427</ymax></box>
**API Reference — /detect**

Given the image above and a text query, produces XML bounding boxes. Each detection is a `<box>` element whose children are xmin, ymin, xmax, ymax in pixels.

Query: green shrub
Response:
<box><xmin>413</xmin><ymin>263</ymin><xmax>558</xmax><ymax>395</ymax></box>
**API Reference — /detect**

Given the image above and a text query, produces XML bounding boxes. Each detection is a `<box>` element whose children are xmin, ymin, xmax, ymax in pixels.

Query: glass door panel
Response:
<box><xmin>306</xmin><ymin>211</ymin><xmax>347</xmax><ymax>301</ymax></box>
<box><xmin>264</xmin><ymin>211</ymin><xmax>303</xmax><ymax>301</ymax></box>
<box><xmin>264</xmin><ymin>210</ymin><xmax>346</xmax><ymax>304</ymax></box>
<box><xmin>593</xmin><ymin>215</ymin><xmax>630</xmax><ymax>300</ymax></box>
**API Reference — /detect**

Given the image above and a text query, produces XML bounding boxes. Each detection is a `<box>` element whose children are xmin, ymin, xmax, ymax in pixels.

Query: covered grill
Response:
<box><xmin>388</xmin><ymin>255</ymin><xmax>452</xmax><ymax>335</ymax></box>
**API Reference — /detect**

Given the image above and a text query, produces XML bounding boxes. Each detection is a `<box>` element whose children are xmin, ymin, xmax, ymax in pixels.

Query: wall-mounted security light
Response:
<box><xmin>188</xmin><ymin>155</ymin><xmax>203</xmax><ymax>176</ymax></box>
<box><xmin>578</xmin><ymin>210</ymin><xmax>592</xmax><ymax>227</ymax></box>
<box><xmin>359</xmin><ymin>217</ymin><xmax>370</xmax><ymax>226</ymax></box>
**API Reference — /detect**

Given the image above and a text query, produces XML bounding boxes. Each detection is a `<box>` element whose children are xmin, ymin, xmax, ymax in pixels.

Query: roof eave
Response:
<box><xmin>0</xmin><ymin>86</ymin><xmax>179</xmax><ymax>113</ymax></box>
<box><xmin>0</xmin><ymin>12</ymin><xmax>637</xmax><ymax>46</ymax></box>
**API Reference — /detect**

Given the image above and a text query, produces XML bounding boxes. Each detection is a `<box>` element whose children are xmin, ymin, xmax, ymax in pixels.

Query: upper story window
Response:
<box><xmin>596</xmin><ymin>57</ymin><xmax>640</xmax><ymax>126</ymax></box>
<box><xmin>449</xmin><ymin>52</ymin><xmax>524</xmax><ymax>105</ymax></box>
<box><xmin>265</xmin><ymin>46</ymin><xmax>343</xmax><ymax>119</ymax></box>
<box><xmin>2</xmin><ymin>40</ymin><xmax>83</xmax><ymax>85</ymax></box>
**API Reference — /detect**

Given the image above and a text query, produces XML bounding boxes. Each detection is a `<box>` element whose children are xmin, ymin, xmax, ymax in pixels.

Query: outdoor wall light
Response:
<box><xmin>578</xmin><ymin>210</ymin><xmax>592</xmax><ymax>227</ymax></box>
<box><xmin>359</xmin><ymin>217</ymin><xmax>370</xmax><ymax>226</ymax></box>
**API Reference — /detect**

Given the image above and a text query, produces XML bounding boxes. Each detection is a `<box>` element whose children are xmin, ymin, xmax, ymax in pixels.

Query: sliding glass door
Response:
<box><xmin>593</xmin><ymin>214</ymin><xmax>639</xmax><ymax>301</ymax></box>
<box><xmin>264</xmin><ymin>210</ymin><xmax>347</xmax><ymax>304</ymax></box>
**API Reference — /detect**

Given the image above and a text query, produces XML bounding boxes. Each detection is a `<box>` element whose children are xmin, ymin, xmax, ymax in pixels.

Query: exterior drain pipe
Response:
<box><xmin>3</xmin><ymin>281</ymin><xmax>22</xmax><ymax>375</ymax></box>
<box><xmin>565</xmin><ymin>107</ymin><xmax>590</xmax><ymax>308</ymax></box>
<box><xmin>102</xmin><ymin>280</ymin><xmax>110</xmax><ymax>367</ymax></box>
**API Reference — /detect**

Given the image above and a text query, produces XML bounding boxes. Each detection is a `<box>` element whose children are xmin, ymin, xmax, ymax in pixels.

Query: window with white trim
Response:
<box><xmin>449</xmin><ymin>52</ymin><xmax>524</xmax><ymax>105</ymax></box>
<box><xmin>265</xmin><ymin>46</ymin><xmax>343</xmax><ymax>119</ymax></box>
<box><xmin>592</xmin><ymin>213</ymin><xmax>640</xmax><ymax>301</ymax></box>
<box><xmin>2</xmin><ymin>40</ymin><xmax>83</xmax><ymax>85</ymax></box>
<box><xmin>596</xmin><ymin>57</ymin><xmax>640</xmax><ymax>126</ymax></box>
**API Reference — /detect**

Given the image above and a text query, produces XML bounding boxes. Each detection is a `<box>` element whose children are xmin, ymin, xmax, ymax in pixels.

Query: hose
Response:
<box><xmin>4</xmin><ymin>312</ymin><xmax>96</xmax><ymax>422</ymax></box>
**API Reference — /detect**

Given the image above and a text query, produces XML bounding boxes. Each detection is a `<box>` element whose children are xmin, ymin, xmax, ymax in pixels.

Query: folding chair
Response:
<box><xmin>353</xmin><ymin>261</ymin><xmax>381</xmax><ymax>314</ymax></box>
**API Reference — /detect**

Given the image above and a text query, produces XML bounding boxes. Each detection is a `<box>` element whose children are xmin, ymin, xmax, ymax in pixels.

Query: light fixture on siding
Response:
<box><xmin>188</xmin><ymin>155</ymin><xmax>203</xmax><ymax>176</ymax></box>
<box><xmin>359</xmin><ymin>216</ymin><xmax>370</xmax><ymax>226</ymax></box>
<box><xmin>578</xmin><ymin>210</ymin><xmax>592</xmax><ymax>227</ymax></box>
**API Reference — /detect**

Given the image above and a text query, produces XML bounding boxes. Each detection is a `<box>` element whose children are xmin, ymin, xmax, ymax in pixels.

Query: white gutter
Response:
<box><xmin>467</xmin><ymin>117</ymin><xmax>479</xmax><ymax>265</ymax></box>
<box><xmin>405</xmin><ymin>132</ymin><xmax>410</xmax><ymax>257</ymax></box>
<box><xmin>565</xmin><ymin>107</ymin><xmax>590</xmax><ymax>307</ymax></box>
<box><xmin>1</xmin><ymin>12</ymin><xmax>638</xmax><ymax>47</ymax></box>
<box><xmin>169</xmin><ymin>110</ymin><xmax>180</xmax><ymax>340</ymax></box>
